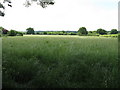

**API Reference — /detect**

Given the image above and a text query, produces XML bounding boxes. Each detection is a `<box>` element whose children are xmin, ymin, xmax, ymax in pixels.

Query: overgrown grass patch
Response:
<box><xmin>2</xmin><ymin>35</ymin><xmax>119</xmax><ymax>88</ymax></box>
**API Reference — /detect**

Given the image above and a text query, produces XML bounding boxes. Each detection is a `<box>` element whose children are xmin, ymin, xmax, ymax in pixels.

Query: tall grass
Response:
<box><xmin>0</xmin><ymin>38</ymin><xmax>2</xmax><ymax>89</ymax></box>
<box><xmin>2</xmin><ymin>36</ymin><xmax>118</xmax><ymax>88</ymax></box>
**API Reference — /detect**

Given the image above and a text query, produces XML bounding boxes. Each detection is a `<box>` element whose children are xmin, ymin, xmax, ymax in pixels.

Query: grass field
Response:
<box><xmin>2</xmin><ymin>35</ymin><xmax>119</xmax><ymax>88</ymax></box>
<box><xmin>0</xmin><ymin>38</ymin><xmax>2</xmax><ymax>89</ymax></box>
<box><xmin>100</xmin><ymin>34</ymin><xmax>118</xmax><ymax>37</ymax></box>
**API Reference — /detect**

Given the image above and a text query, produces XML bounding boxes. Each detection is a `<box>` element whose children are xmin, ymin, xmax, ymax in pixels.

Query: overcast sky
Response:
<box><xmin>0</xmin><ymin>0</ymin><xmax>119</xmax><ymax>31</ymax></box>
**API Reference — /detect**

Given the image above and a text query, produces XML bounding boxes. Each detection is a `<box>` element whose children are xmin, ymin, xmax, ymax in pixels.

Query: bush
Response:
<box><xmin>78</xmin><ymin>27</ymin><xmax>88</xmax><ymax>35</ymax></box>
<box><xmin>2</xmin><ymin>29</ymin><xmax>9</xmax><ymax>34</ymax></box>
<box><xmin>16</xmin><ymin>33</ymin><xmax>23</xmax><ymax>36</ymax></box>
<box><xmin>97</xmin><ymin>28</ymin><xmax>107</xmax><ymax>35</ymax></box>
<box><xmin>110</xmin><ymin>29</ymin><xmax>118</xmax><ymax>34</ymax></box>
<box><xmin>26</xmin><ymin>27</ymin><xmax>35</xmax><ymax>34</ymax></box>
<box><xmin>8</xmin><ymin>30</ymin><xmax>17</xmax><ymax>36</ymax></box>
<box><xmin>43</xmin><ymin>32</ymin><xmax>47</xmax><ymax>35</ymax></box>
<box><xmin>70</xmin><ymin>32</ymin><xmax>77</xmax><ymax>35</ymax></box>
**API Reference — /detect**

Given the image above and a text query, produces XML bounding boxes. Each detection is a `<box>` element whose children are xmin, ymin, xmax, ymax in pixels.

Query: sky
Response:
<box><xmin>0</xmin><ymin>0</ymin><xmax>119</xmax><ymax>31</ymax></box>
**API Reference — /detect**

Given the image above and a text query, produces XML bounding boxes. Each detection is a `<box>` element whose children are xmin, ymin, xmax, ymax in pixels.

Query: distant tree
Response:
<box><xmin>110</xmin><ymin>29</ymin><xmax>118</xmax><ymax>34</ymax></box>
<box><xmin>97</xmin><ymin>28</ymin><xmax>107</xmax><ymax>35</ymax></box>
<box><xmin>0</xmin><ymin>27</ymin><xmax>9</xmax><ymax>35</ymax></box>
<box><xmin>88</xmin><ymin>31</ymin><xmax>98</xmax><ymax>36</ymax></box>
<box><xmin>58</xmin><ymin>32</ymin><xmax>64</xmax><ymax>35</ymax></box>
<box><xmin>70</xmin><ymin>32</ymin><xmax>77</xmax><ymax>35</ymax></box>
<box><xmin>62</xmin><ymin>30</ymin><xmax>65</xmax><ymax>33</ymax></box>
<box><xmin>89</xmin><ymin>31</ymin><xmax>92</xmax><ymax>34</ymax></box>
<box><xmin>16</xmin><ymin>31</ymin><xmax>23</xmax><ymax>36</ymax></box>
<box><xmin>2</xmin><ymin>29</ymin><xmax>8</xmax><ymax>34</ymax></box>
<box><xmin>26</xmin><ymin>27</ymin><xmax>35</xmax><ymax>34</ymax></box>
<box><xmin>43</xmin><ymin>31</ymin><xmax>47</xmax><ymax>35</ymax></box>
<box><xmin>8</xmin><ymin>30</ymin><xmax>17</xmax><ymax>36</ymax></box>
<box><xmin>39</xmin><ymin>32</ymin><xmax>43</xmax><ymax>35</ymax></box>
<box><xmin>36</xmin><ymin>32</ymin><xmax>39</xmax><ymax>34</ymax></box>
<box><xmin>78</xmin><ymin>27</ymin><xmax>88</xmax><ymax>35</ymax></box>
<box><xmin>0</xmin><ymin>27</ymin><xmax>4</xmax><ymax>34</ymax></box>
<box><xmin>92</xmin><ymin>31</ymin><xmax>97</xmax><ymax>33</ymax></box>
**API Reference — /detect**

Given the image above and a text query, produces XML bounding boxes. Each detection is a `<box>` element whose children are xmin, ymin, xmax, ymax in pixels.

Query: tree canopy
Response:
<box><xmin>97</xmin><ymin>28</ymin><xmax>107</xmax><ymax>35</ymax></box>
<box><xmin>0</xmin><ymin>0</ymin><xmax>55</xmax><ymax>16</ymax></box>
<box><xmin>26</xmin><ymin>27</ymin><xmax>35</xmax><ymax>34</ymax></box>
<box><xmin>110</xmin><ymin>29</ymin><xmax>118</xmax><ymax>34</ymax></box>
<box><xmin>78</xmin><ymin>27</ymin><xmax>88</xmax><ymax>35</ymax></box>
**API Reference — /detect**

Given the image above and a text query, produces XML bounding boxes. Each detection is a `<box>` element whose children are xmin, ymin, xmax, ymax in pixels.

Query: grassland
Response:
<box><xmin>2</xmin><ymin>35</ymin><xmax>119</xmax><ymax>88</ymax></box>
<box><xmin>0</xmin><ymin>38</ymin><xmax>2</xmax><ymax>89</ymax></box>
<box><xmin>100</xmin><ymin>34</ymin><xmax>118</xmax><ymax>37</ymax></box>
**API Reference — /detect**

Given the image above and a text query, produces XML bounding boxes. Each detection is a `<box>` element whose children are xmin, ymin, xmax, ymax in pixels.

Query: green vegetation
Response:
<box><xmin>0</xmin><ymin>26</ymin><xmax>118</xmax><ymax>37</ymax></box>
<box><xmin>97</xmin><ymin>28</ymin><xmax>107</xmax><ymax>35</ymax></box>
<box><xmin>0</xmin><ymin>27</ymin><xmax>23</xmax><ymax>37</ymax></box>
<box><xmin>78</xmin><ymin>27</ymin><xmax>88</xmax><ymax>35</ymax></box>
<box><xmin>110</xmin><ymin>29</ymin><xmax>118</xmax><ymax>34</ymax></box>
<box><xmin>0</xmin><ymin>38</ymin><xmax>1</xmax><ymax>89</ymax></box>
<box><xmin>2</xmin><ymin>35</ymin><xmax>118</xmax><ymax>88</ymax></box>
<box><xmin>100</xmin><ymin>34</ymin><xmax>118</xmax><ymax>38</ymax></box>
<box><xmin>26</xmin><ymin>27</ymin><xmax>35</xmax><ymax>34</ymax></box>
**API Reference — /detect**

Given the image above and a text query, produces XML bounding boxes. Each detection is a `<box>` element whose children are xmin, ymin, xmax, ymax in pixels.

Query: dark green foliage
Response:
<box><xmin>0</xmin><ymin>27</ymin><xmax>4</xmax><ymax>31</ymax></box>
<box><xmin>97</xmin><ymin>28</ymin><xmax>107</xmax><ymax>35</ymax></box>
<box><xmin>89</xmin><ymin>31</ymin><xmax>92</xmax><ymax>33</ymax></box>
<box><xmin>26</xmin><ymin>27</ymin><xmax>35</xmax><ymax>34</ymax></box>
<box><xmin>8</xmin><ymin>30</ymin><xmax>17</xmax><ymax>36</ymax></box>
<box><xmin>70</xmin><ymin>32</ymin><xmax>77</xmax><ymax>35</ymax></box>
<box><xmin>36</xmin><ymin>32</ymin><xmax>40</xmax><ymax>35</ymax></box>
<box><xmin>110</xmin><ymin>29</ymin><xmax>118</xmax><ymax>34</ymax></box>
<box><xmin>16</xmin><ymin>32</ymin><xmax>23</xmax><ymax>36</ymax></box>
<box><xmin>43</xmin><ymin>32</ymin><xmax>47</xmax><ymax>35</ymax></box>
<box><xmin>78</xmin><ymin>27</ymin><xmax>88</xmax><ymax>35</ymax></box>
<box><xmin>8</xmin><ymin>30</ymin><xmax>23</xmax><ymax>36</ymax></box>
<box><xmin>2</xmin><ymin>36</ymin><xmax>118</xmax><ymax>88</ymax></box>
<box><xmin>2</xmin><ymin>29</ymin><xmax>9</xmax><ymax>34</ymax></box>
<box><xmin>34</xmin><ymin>31</ymin><xmax>78</xmax><ymax>35</ymax></box>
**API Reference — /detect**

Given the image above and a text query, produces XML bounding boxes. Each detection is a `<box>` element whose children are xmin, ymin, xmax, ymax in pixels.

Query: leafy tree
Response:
<box><xmin>110</xmin><ymin>29</ymin><xmax>118</xmax><ymax>34</ymax></box>
<box><xmin>43</xmin><ymin>31</ymin><xmax>47</xmax><ymax>35</ymax></box>
<box><xmin>78</xmin><ymin>27</ymin><xmax>88</xmax><ymax>35</ymax></box>
<box><xmin>0</xmin><ymin>0</ymin><xmax>55</xmax><ymax>16</ymax></box>
<box><xmin>8</xmin><ymin>30</ymin><xmax>17</xmax><ymax>36</ymax></box>
<box><xmin>16</xmin><ymin>31</ymin><xmax>23</xmax><ymax>36</ymax></box>
<box><xmin>0</xmin><ymin>26</ymin><xmax>4</xmax><ymax>30</ymax></box>
<box><xmin>0</xmin><ymin>27</ymin><xmax>9</xmax><ymax>36</ymax></box>
<box><xmin>70</xmin><ymin>32</ymin><xmax>77</xmax><ymax>35</ymax></box>
<box><xmin>97</xmin><ymin>28</ymin><xmax>107</xmax><ymax>35</ymax></box>
<box><xmin>0</xmin><ymin>27</ymin><xmax>4</xmax><ymax>34</ymax></box>
<box><xmin>2</xmin><ymin>29</ymin><xmax>8</xmax><ymax>34</ymax></box>
<box><xmin>88</xmin><ymin>31</ymin><xmax>98</xmax><ymax>36</ymax></box>
<box><xmin>58</xmin><ymin>32</ymin><xmax>64</xmax><ymax>35</ymax></box>
<box><xmin>36</xmin><ymin>32</ymin><xmax>39</xmax><ymax>34</ymax></box>
<box><xmin>26</xmin><ymin>27</ymin><xmax>35</xmax><ymax>34</ymax></box>
<box><xmin>89</xmin><ymin>31</ymin><xmax>92</xmax><ymax>34</ymax></box>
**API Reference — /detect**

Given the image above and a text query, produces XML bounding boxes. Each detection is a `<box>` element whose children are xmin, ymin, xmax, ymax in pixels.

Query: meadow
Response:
<box><xmin>0</xmin><ymin>38</ymin><xmax>2</xmax><ymax>89</ymax></box>
<box><xmin>2</xmin><ymin>35</ymin><xmax>119</xmax><ymax>88</ymax></box>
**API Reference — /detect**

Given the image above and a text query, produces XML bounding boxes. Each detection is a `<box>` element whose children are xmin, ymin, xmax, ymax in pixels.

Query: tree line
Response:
<box><xmin>25</xmin><ymin>27</ymin><xmax>118</xmax><ymax>36</ymax></box>
<box><xmin>0</xmin><ymin>27</ymin><xmax>23</xmax><ymax>36</ymax></box>
<box><xmin>0</xmin><ymin>26</ymin><xmax>118</xmax><ymax>37</ymax></box>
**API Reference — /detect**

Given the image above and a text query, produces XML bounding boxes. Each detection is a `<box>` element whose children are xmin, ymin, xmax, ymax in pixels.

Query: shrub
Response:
<box><xmin>110</xmin><ymin>29</ymin><xmax>118</xmax><ymax>34</ymax></box>
<box><xmin>8</xmin><ymin>30</ymin><xmax>17</xmax><ymax>36</ymax></box>
<box><xmin>78</xmin><ymin>27</ymin><xmax>88</xmax><ymax>35</ymax></box>
<box><xmin>97</xmin><ymin>28</ymin><xmax>107</xmax><ymax>35</ymax></box>
<box><xmin>16</xmin><ymin>33</ymin><xmax>23</xmax><ymax>36</ymax></box>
